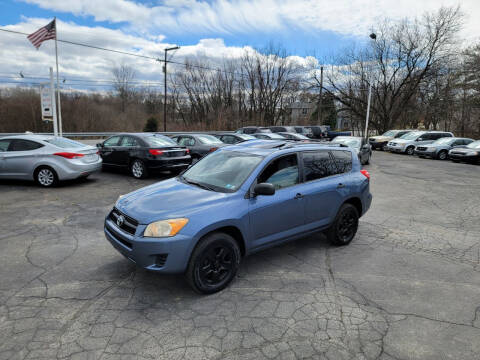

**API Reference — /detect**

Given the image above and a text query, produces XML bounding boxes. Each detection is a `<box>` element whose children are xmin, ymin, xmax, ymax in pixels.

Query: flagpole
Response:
<box><xmin>54</xmin><ymin>17</ymin><xmax>63</xmax><ymax>137</ymax></box>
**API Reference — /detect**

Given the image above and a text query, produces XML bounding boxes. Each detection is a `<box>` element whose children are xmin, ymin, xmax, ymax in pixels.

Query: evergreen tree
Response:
<box><xmin>143</xmin><ymin>117</ymin><xmax>158</xmax><ymax>132</ymax></box>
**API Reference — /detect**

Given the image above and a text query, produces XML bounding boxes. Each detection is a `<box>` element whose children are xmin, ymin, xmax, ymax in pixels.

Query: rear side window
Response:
<box><xmin>302</xmin><ymin>150</ymin><xmax>337</xmax><ymax>181</ymax></box>
<box><xmin>0</xmin><ymin>139</ymin><xmax>11</xmax><ymax>152</ymax></box>
<box><xmin>178</xmin><ymin>137</ymin><xmax>195</xmax><ymax>146</ymax></box>
<box><xmin>258</xmin><ymin>154</ymin><xmax>299</xmax><ymax>189</ymax></box>
<box><xmin>9</xmin><ymin>139</ymin><xmax>43</xmax><ymax>151</ymax></box>
<box><xmin>104</xmin><ymin>136</ymin><xmax>121</xmax><ymax>146</ymax></box>
<box><xmin>120</xmin><ymin>136</ymin><xmax>139</xmax><ymax>147</ymax></box>
<box><xmin>45</xmin><ymin>138</ymin><xmax>84</xmax><ymax>148</ymax></box>
<box><xmin>331</xmin><ymin>150</ymin><xmax>353</xmax><ymax>174</ymax></box>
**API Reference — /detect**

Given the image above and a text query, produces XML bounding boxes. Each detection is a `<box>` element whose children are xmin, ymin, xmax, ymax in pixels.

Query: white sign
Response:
<box><xmin>40</xmin><ymin>83</ymin><xmax>53</xmax><ymax>120</ymax></box>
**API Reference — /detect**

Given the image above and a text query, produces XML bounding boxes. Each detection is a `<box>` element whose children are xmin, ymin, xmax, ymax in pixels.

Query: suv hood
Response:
<box><xmin>390</xmin><ymin>138</ymin><xmax>411</xmax><ymax>144</ymax></box>
<box><xmin>370</xmin><ymin>135</ymin><xmax>392</xmax><ymax>142</ymax></box>
<box><xmin>115</xmin><ymin>178</ymin><xmax>229</xmax><ymax>224</ymax></box>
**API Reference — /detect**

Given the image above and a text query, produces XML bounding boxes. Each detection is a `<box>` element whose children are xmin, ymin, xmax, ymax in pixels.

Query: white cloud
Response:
<box><xmin>20</xmin><ymin>0</ymin><xmax>480</xmax><ymax>40</ymax></box>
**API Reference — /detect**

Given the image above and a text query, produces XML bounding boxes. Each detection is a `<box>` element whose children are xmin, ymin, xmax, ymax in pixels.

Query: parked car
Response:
<box><xmin>414</xmin><ymin>137</ymin><xmax>474</xmax><ymax>160</ymax></box>
<box><xmin>448</xmin><ymin>140</ymin><xmax>480</xmax><ymax>163</ymax></box>
<box><xmin>304</xmin><ymin>125</ymin><xmax>329</xmax><ymax>139</ymax></box>
<box><xmin>214</xmin><ymin>133</ymin><xmax>256</xmax><ymax>144</ymax></box>
<box><xmin>0</xmin><ymin>134</ymin><xmax>101</xmax><ymax>187</ymax></box>
<box><xmin>171</xmin><ymin>134</ymin><xmax>227</xmax><ymax>160</ymax></box>
<box><xmin>269</xmin><ymin>126</ymin><xmax>297</xmax><ymax>133</ymax></box>
<box><xmin>235</xmin><ymin>127</ymin><xmax>272</xmax><ymax>134</ymax></box>
<box><xmin>98</xmin><ymin>133</ymin><xmax>191</xmax><ymax>179</ymax></box>
<box><xmin>386</xmin><ymin>131</ymin><xmax>454</xmax><ymax>155</ymax></box>
<box><xmin>368</xmin><ymin>130</ymin><xmax>413</xmax><ymax>150</ymax></box>
<box><xmin>294</xmin><ymin>126</ymin><xmax>314</xmax><ymax>138</ymax></box>
<box><xmin>330</xmin><ymin>136</ymin><xmax>372</xmax><ymax>165</ymax></box>
<box><xmin>252</xmin><ymin>133</ymin><xmax>286</xmax><ymax>140</ymax></box>
<box><xmin>277</xmin><ymin>132</ymin><xmax>311</xmax><ymax>141</ymax></box>
<box><xmin>105</xmin><ymin>142</ymin><xmax>372</xmax><ymax>293</ymax></box>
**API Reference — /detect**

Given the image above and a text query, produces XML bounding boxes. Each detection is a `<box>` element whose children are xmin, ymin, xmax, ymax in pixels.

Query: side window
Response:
<box><xmin>223</xmin><ymin>136</ymin><xmax>234</xmax><ymax>144</ymax></box>
<box><xmin>178</xmin><ymin>137</ymin><xmax>194</xmax><ymax>146</ymax></box>
<box><xmin>302</xmin><ymin>150</ymin><xmax>337</xmax><ymax>181</ymax></box>
<box><xmin>258</xmin><ymin>154</ymin><xmax>299</xmax><ymax>190</ymax></box>
<box><xmin>9</xmin><ymin>139</ymin><xmax>43</xmax><ymax>151</ymax></box>
<box><xmin>464</xmin><ymin>139</ymin><xmax>473</xmax><ymax>145</ymax></box>
<box><xmin>452</xmin><ymin>140</ymin><xmax>463</xmax><ymax>146</ymax></box>
<box><xmin>0</xmin><ymin>139</ymin><xmax>11</xmax><ymax>152</ymax></box>
<box><xmin>120</xmin><ymin>136</ymin><xmax>138</xmax><ymax>147</ymax></box>
<box><xmin>104</xmin><ymin>136</ymin><xmax>121</xmax><ymax>146</ymax></box>
<box><xmin>331</xmin><ymin>150</ymin><xmax>353</xmax><ymax>174</ymax></box>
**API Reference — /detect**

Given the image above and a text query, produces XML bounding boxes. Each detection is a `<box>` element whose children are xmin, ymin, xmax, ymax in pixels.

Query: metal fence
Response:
<box><xmin>0</xmin><ymin>131</ymin><xmax>233</xmax><ymax>139</ymax></box>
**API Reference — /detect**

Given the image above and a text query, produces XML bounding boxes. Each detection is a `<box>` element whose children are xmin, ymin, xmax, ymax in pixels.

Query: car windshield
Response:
<box><xmin>434</xmin><ymin>138</ymin><xmax>454</xmax><ymax>145</ymax></box>
<box><xmin>382</xmin><ymin>130</ymin><xmax>396</xmax><ymax>137</ymax></box>
<box><xmin>145</xmin><ymin>135</ymin><xmax>177</xmax><ymax>146</ymax></box>
<box><xmin>466</xmin><ymin>140</ymin><xmax>480</xmax><ymax>149</ymax></box>
<box><xmin>332</xmin><ymin>138</ymin><xmax>361</xmax><ymax>148</ymax></box>
<box><xmin>44</xmin><ymin>137</ymin><xmax>85</xmax><ymax>148</ymax></box>
<box><xmin>181</xmin><ymin>151</ymin><xmax>263</xmax><ymax>192</ymax></box>
<box><xmin>238</xmin><ymin>134</ymin><xmax>256</xmax><ymax>140</ymax></box>
<box><xmin>400</xmin><ymin>131</ymin><xmax>423</xmax><ymax>140</ymax></box>
<box><xmin>196</xmin><ymin>135</ymin><xmax>224</xmax><ymax>144</ymax></box>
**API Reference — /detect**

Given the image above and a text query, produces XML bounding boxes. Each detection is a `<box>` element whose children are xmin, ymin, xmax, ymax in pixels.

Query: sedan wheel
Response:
<box><xmin>438</xmin><ymin>150</ymin><xmax>448</xmax><ymax>160</ymax></box>
<box><xmin>186</xmin><ymin>232</ymin><xmax>241</xmax><ymax>294</ymax></box>
<box><xmin>131</xmin><ymin>159</ymin><xmax>147</xmax><ymax>179</ymax></box>
<box><xmin>35</xmin><ymin>167</ymin><xmax>57</xmax><ymax>187</ymax></box>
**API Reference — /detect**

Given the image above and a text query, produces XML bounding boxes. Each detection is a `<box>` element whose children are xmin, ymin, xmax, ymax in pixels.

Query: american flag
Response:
<box><xmin>27</xmin><ymin>19</ymin><xmax>56</xmax><ymax>49</ymax></box>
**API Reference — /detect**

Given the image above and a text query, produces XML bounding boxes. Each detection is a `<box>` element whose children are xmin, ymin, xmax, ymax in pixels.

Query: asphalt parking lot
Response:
<box><xmin>1</xmin><ymin>151</ymin><xmax>479</xmax><ymax>360</ymax></box>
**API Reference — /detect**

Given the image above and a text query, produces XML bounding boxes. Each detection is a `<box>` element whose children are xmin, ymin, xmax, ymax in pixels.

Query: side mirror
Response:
<box><xmin>96</xmin><ymin>143</ymin><xmax>103</xmax><ymax>148</ymax></box>
<box><xmin>254</xmin><ymin>183</ymin><xmax>275</xmax><ymax>196</ymax></box>
<box><xmin>416</xmin><ymin>138</ymin><xmax>423</xmax><ymax>141</ymax></box>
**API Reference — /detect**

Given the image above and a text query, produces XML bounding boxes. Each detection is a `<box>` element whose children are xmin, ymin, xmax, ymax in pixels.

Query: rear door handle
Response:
<box><xmin>294</xmin><ymin>193</ymin><xmax>304</xmax><ymax>199</ymax></box>
<box><xmin>337</xmin><ymin>183</ymin><xmax>346</xmax><ymax>189</ymax></box>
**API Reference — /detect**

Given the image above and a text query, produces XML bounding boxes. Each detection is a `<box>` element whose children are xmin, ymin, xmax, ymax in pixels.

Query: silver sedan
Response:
<box><xmin>0</xmin><ymin>134</ymin><xmax>102</xmax><ymax>187</ymax></box>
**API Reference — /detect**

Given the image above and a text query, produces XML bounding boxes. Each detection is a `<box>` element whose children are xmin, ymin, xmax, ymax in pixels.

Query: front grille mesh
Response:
<box><xmin>109</xmin><ymin>208</ymin><xmax>138</xmax><ymax>235</ymax></box>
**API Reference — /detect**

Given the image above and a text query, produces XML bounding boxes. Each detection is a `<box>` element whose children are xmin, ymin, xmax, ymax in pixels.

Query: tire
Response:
<box><xmin>437</xmin><ymin>150</ymin><xmax>448</xmax><ymax>160</ymax></box>
<box><xmin>186</xmin><ymin>232</ymin><xmax>241</xmax><ymax>294</ymax></box>
<box><xmin>325</xmin><ymin>203</ymin><xmax>359</xmax><ymax>246</ymax></box>
<box><xmin>406</xmin><ymin>146</ymin><xmax>415</xmax><ymax>155</ymax></box>
<box><xmin>34</xmin><ymin>166</ymin><xmax>58</xmax><ymax>187</ymax></box>
<box><xmin>130</xmin><ymin>159</ymin><xmax>148</xmax><ymax>179</ymax></box>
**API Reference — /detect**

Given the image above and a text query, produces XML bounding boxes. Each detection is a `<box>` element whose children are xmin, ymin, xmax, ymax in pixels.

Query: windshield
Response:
<box><xmin>400</xmin><ymin>131</ymin><xmax>423</xmax><ymax>140</ymax></box>
<box><xmin>146</xmin><ymin>135</ymin><xmax>177</xmax><ymax>147</ymax></box>
<box><xmin>196</xmin><ymin>135</ymin><xmax>224</xmax><ymax>144</ymax></box>
<box><xmin>181</xmin><ymin>151</ymin><xmax>263</xmax><ymax>192</ymax></box>
<box><xmin>434</xmin><ymin>138</ymin><xmax>454</xmax><ymax>145</ymax></box>
<box><xmin>466</xmin><ymin>140</ymin><xmax>480</xmax><ymax>149</ymax></box>
<box><xmin>238</xmin><ymin>134</ymin><xmax>256</xmax><ymax>140</ymax></box>
<box><xmin>382</xmin><ymin>130</ymin><xmax>396</xmax><ymax>137</ymax></box>
<box><xmin>44</xmin><ymin>137</ymin><xmax>85</xmax><ymax>148</ymax></box>
<box><xmin>332</xmin><ymin>137</ymin><xmax>361</xmax><ymax>148</ymax></box>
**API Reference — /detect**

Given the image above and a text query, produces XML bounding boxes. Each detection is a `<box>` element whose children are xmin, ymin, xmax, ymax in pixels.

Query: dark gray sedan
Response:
<box><xmin>414</xmin><ymin>137</ymin><xmax>474</xmax><ymax>160</ymax></box>
<box><xmin>171</xmin><ymin>134</ymin><xmax>227</xmax><ymax>160</ymax></box>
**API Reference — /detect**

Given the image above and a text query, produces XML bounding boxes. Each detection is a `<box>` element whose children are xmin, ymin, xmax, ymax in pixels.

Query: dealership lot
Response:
<box><xmin>0</xmin><ymin>151</ymin><xmax>479</xmax><ymax>360</ymax></box>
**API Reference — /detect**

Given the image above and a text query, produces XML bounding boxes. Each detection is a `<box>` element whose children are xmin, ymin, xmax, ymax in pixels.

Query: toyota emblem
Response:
<box><xmin>116</xmin><ymin>215</ymin><xmax>125</xmax><ymax>227</ymax></box>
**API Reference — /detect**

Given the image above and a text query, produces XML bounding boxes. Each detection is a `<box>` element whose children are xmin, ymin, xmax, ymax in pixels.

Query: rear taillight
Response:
<box><xmin>209</xmin><ymin>147</ymin><xmax>218</xmax><ymax>152</ymax></box>
<box><xmin>360</xmin><ymin>169</ymin><xmax>370</xmax><ymax>180</ymax></box>
<box><xmin>149</xmin><ymin>149</ymin><xmax>164</xmax><ymax>156</ymax></box>
<box><xmin>185</xmin><ymin>149</ymin><xmax>190</xmax><ymax>153</ymax></box>
<box><xmin>53</xmin><ymin>152</ymin><xmax>84</xmax><ymax>159</ymax></box>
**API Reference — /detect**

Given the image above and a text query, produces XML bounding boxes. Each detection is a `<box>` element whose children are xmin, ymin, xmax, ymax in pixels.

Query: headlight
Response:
<box><xmin>144</xmin><ymin>218</ymin><xmax>189</xmax><ymax>237</ymax></box>
<box><xmin>466</xmin><ymin>151</ymin><xmax>478</xmax><ymax>156</ymax></box>
<box><xmin>426</xmin><ymin>147</ymin><xmax>436</xmax><ymax>151</ymax></box>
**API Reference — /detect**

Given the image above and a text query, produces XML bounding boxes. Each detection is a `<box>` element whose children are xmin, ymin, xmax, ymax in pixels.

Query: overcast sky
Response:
<box><xmin>0</xmin><ymin>0</ymin><xmax>479</xmax><ymax>91</ymax></box>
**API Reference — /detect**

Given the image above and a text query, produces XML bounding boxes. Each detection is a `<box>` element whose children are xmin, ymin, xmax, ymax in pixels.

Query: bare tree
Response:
<box><xmin>112</xmin><ymin>64</ymin><xmax>136</xmax><ymax>112</ymax></box>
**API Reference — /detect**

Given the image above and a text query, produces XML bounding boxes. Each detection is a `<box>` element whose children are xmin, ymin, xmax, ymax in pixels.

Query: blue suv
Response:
<box><xmin>105</xmin><ymin>141</ymin><xmax>372</xmax><ymax>293</ymax></box>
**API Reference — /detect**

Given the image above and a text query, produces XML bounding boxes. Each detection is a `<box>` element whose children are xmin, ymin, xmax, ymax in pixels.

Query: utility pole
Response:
<box><xmin>364</xmin><ymin>33</ymin><xmax>377</xmax><ymax>139</ymax></box>
<box><xmin>162</xmin><ymin>46</ymin><xmax>180</xmax><ymax>132</ymax></box>
<box><xmin>317</xmin><ymin>66</ymin><xmax>324</xmax><ymax>125</ymax></box>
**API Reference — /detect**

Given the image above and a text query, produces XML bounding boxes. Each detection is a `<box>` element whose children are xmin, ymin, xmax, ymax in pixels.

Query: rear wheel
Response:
<box><xmin>406</xmin><ymin>146</ymin><xmax>415</xmax><ymax>155</ymax></box>
<box><xmin>326</xmin><ymin>203</ymin><xmax>359</xmax><ymax>246</ymax></box>
<box><xmin>34</xmin><ymin>166</ymin><xmax>58</xmax><ymax>187</ymax></box>
<box><xmin>131</xmin><ymin>159</ymin><xmax>148</xmax><ymax>179</ymax></box>
<box><xmin>186</xmin><ymin>232</ymin><xmax>241</xmax><ymax>294</ymax></box>
<box><xmin>437</xmin><ymin>150</ymin><xmax>448</xmax><ymax>160</ymax></box>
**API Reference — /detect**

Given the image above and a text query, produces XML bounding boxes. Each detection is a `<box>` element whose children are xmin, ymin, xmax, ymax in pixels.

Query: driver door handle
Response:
<box><xmin>294</xmin><ymin>193</ymin><xmax>304</xmax><ymax>199</ymax></box>
<box><xmin>337</xmin><ymin>183</ymin><xmax>346</xmax><ymax>189</ymax></box>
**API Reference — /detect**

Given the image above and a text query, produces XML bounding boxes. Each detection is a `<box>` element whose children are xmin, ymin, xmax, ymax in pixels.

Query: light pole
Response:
<box><xmin>364</xmin><ymin>33</ymin><xmax>376</xmax><ymax>139</ymax></box>
<box><xmin>162</xmin><ymin>46</ymin><xmax>180</xmax><ymax>132</ymax></box>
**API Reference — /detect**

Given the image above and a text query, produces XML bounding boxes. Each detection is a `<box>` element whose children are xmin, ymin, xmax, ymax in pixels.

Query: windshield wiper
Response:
<box><xmin>180</xmin><ymin>176</ymin><xmax>217</xmax><ymax>191</ymax></box>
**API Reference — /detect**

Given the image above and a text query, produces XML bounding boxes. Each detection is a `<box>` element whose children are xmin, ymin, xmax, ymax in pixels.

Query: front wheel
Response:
<box><xmin>437</xmin><ymin>150</ymin><xmax>448</xmax><ymax>160</ymax></box>
<box><xmin>131</xmin><ymin>159</ymin><xmax>148</xmax><ymax>179</ymax></box>
<box><xmin>326</xmin><ymin>203</ymin><xmax>359</xmax><ymax>246</ymax></box>
<box><xmin>406</xmin><ymin>146</ymin><xmax>415</xmax><ymax>155</ymax></box>
<box><xmin>186</xmin><ymin>232</ymin><xmax>241</xmax><ymax>294</ymax></box>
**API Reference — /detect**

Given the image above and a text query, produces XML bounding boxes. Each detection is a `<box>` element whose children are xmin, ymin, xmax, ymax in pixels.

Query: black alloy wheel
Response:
<box><xmin>186</xmin><ymin>232</ymin><xmax>241</xmax><ymax>294</ymax></box>
<box><xmin>326</xmin><ymin>203</ymin><xmax>359</xmax><ymax>246</ymax></box>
